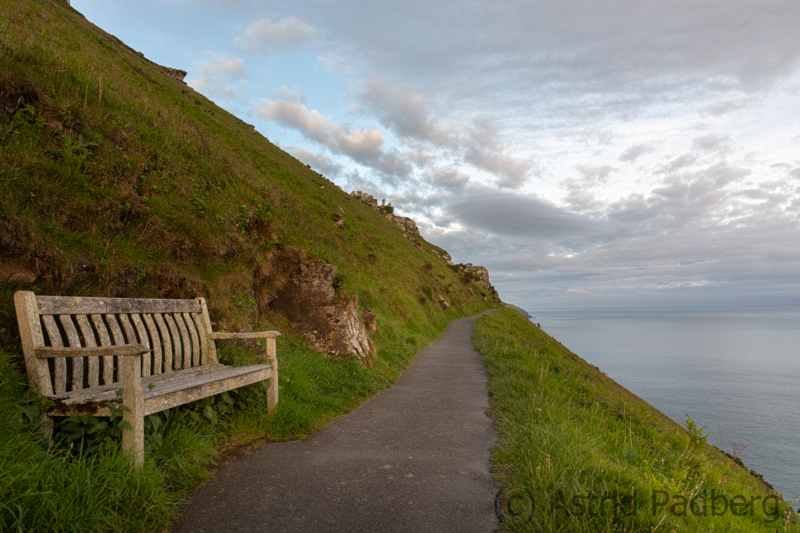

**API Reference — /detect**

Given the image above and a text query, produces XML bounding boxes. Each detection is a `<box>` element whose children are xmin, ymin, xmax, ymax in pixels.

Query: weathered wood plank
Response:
<box><xmin>14</xmin><ymin>292</ymin><xmax>53</xmax><ymax>397</ymax></box>
<box><xmin>197</xmin><ymin>298</ymin><xmax>218</xmax><ymax>364</ymax></box>
<box><xmin>209</xmin><ymin>331</ymin><xmax>282</xmax><ymax>339</ymax></box>
<box><xmin>266</xmin><ymin>337</ymin><xmax>278</xmax><ymax>412</ymax></box>
<box><xmin>191</xmin><ymin>312</ymin><xmax>209</xmax><ymax>366</ymax></box>
<box><xmin>49</xmin><ymin>364</ymin><xmax>262</xmax><ymax>406</ymax></box>
<box><xmin>41</xmin><ymin>314</ymin><xmax>66</xmax><ymax>394</ymax></box>
<box><xmin>183</xmin><ymin>312</ymin><xmax>200</xmax><ymax>367</ymax></box>
<box><xmin>75</xmin><ymin>315</ymin><xmax>100</xmax><ymax>388</ymax></box>
<box><xmin>174</xmin><ymin>313</ymin><xmax>192</xmax><ymax>369</ymax></box>
<box><xmin>143</xmin><ymin>314</ymin><xmax>162</xmax><ymax>375</ymax></box>
<box><xmin>131</xmin><ymin>314</ymin><xmax>151</xmax><ymax>377</ymax></box>
<box><xmin>118</xmin><ymin>314</ymin><xmax>137</xmax><ymax>345</ymax></box>
<box><xmin>105</xmin><ymin>314</ymin><xmax>126</xmax><ymax>383</ymax></box>
<box><xmin>37</xmin><ymin>295</ymin><xmax>200</xmax><ymax>315</ymax></box>
<box><xmin>121</xmin><ymin>353</ymin><xmax>144</xmax><ymax>467</ymax></box>
<box><xmin>164</xmin><ymin>314</ymin><xmax>182</xmax><ymax>370</ymax></box>
<box><xmin>154</xmin><ymin>313</ymin><xmax>172</xmax><ymax>373</ymax></box>
<box><xmin>91</xmin><ymin>314</ymin><xmax>115</xmax><ymax>385</ymax></box>
<box><xmin>36</xmin><ymin>344</ymin><xmax>149</xmax><ymax>358</ymax></box>
<box><xmin>145</xmin><ymin>366</ymin><xmax>272</xmax><ymax>414</ymax></box>
<box><xmin>59</xmin><ymin>315</ymin><xmax>83</xmax><ymax>391</ymax></box>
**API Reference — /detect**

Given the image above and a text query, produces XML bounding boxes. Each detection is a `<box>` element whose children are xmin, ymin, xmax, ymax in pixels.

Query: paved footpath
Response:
<box><xmin>172</xmin><ymin>311</ymin><xmax>497</xmax><ymax>533</ymax></box>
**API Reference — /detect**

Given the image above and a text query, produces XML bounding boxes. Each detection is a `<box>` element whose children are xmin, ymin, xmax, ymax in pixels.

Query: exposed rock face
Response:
<box><xmin>362</xmin><ymin>308</ymin><xmax>378</xmax><ymax>334</ymax></box>
<box><xmin>350</xmin><ymin>191</ymin><xmax>420</xmax><ymax>236</ymax></box>
<box><xmin>0</xmin><ymin>257</ymin><xmax>37</xmax><ymax>284</ymax></box>
<box><xmin>463</xmin><ymin>263</ymin><xmax>501</xmax><ymax>301</ymax></box>
<box><xmin>437</xmin><ymin>294</ymin><xmax>450</xmax><ymax>310</ymax></box>
<box><xmin>269</xmin><ymin>247</ymin><xmax>374</xmax><ymax>367</ymax></box>
<box><xmin>432</xmin><ymin>250</ymin><xmax>455</xmax><ymax>266</ymax></box>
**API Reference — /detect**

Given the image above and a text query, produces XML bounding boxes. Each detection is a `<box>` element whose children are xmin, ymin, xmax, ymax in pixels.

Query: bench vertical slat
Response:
<box><xmin>41</xmin><ymin>315</ymin><xmax>66</xmax><ymax>394</ymax></box>
<box><xmin>91</xmin><ymin>314</ymin><xmax>115</xmax><ymax>384</ymax></box>
<box><xmin>174</xmin><ymin>313</ymin><xmax>192</xmax><ymax>369</ymax></box>
<box><xmin>59</xmin><ymin>315</ymin><xmax>83</xmax><ymax>391</ymax></box>
<box><xmin>105</xmin><ymin>314</ymin><xmax>126</xmax><ymax>383</ymax></box>
<box><xmin>131</xmin><ymin>314</ymin><xmax>151</xmax><ymax>377</ymax></box>
<box><xmin>164</xmin><ymin>314</ymin><xmax>182</xmax><ymax>370</ymax></box>
<box><xmin>75</xmin><ymin>315</ymin><xmax>100</xmax><ymax>388</ymax></box>
<box><xmin>266</xmin><ymin>337</ymin><xmax>278</xmax><ymax>412</ymax></box>
<box><xmin>143</xmin><ymin>314</ymin><xmax>162</xmax><ymax>375</ymax></box>
<box><xmin>191</xmin><ymin>312</ymin><xmax>209</xmax><ymax>366</ymax></box>
<box><xmin>183</xmin><ymin>312</ymin><xmax>200</xmax><ymax>367</ymax></box>
<box><xmin>154</xmin><ymin>314</ymin><xmax>173</xmax><ymax>373</ymax></box>
<box><xmin>197</xmin><ymin>298</ymin><xmax>219</xmax><ymax>364</ymax></box>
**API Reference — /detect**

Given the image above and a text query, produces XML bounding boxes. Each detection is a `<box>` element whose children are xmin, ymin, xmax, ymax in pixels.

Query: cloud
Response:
<box><xmin>447</xmin><ymin>191</ymin><xmax>599</xmax><ymax>240</ymax></box>
<box><xmin>199</xmin><ymin>54</ymin><xmax>247</xmax><ymax>79</ymax></box>
<box><xmin>692</xmin><ymin>134</ymin><xmax>731</xmax><ymax>153</ymax></box>
<box><xmin>356</xmin><ymin>77</ymin><xmax>457</xmax><ymax>147</ymax></box>
<box><xmin>566</xmin><ymin>288</ymin><xmax>593</xmax><ymax>296</ymax></box>
<box><xmin>428</xmin><ymin>168</ymin><xmax>470</xmax><ymax>192</ymax></box>
<box><xmin>235</xmin><ymin>16</ymin><xmax>315</xmax><ymax>54</ymax></box>
<box><xmin>285</xmin><ymin>145</ymin><xmax>343</xmax><ymax>177</ymax></box>
<box><xmin>464</xmin><ymin>118</ymin><xmax>533</xmax><ymax>189</ymax></box>
<box><xmin>619</xmin><ymin>144</ymin><xmax>655</xmax><ymax>162</ymax></box>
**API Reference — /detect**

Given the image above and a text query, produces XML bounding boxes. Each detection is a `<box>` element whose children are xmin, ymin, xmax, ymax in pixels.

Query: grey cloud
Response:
<box><xmin>658</xmin><ymin>154</ymin><xmax>697</xmax><ymax>174</ymax></box>
<box><xmin>447</xmin><ymin>192</ymin><xmax>599</xmax><ymax>240</ymax></box>
<box><xmin>619</xmin><ymin>144</ymin><xmax>655</xmax><ymax>162</ymax></box>
<box><xmin>464</xmin><ymin>118</ymin><xmax>533</xmax><ymax>188</ymax></box>
<box><xmin>427</xmin><ymin>169</ymin><xmax>470</xmax><ymax>192</ymax></box>
<box><xmin>692</xmin><ymin>133</ymin><xmax>731</xmax><ymax>153</ymax></box>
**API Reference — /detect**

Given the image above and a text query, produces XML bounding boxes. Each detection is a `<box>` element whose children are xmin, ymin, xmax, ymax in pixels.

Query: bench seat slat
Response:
<box><xmin>37</xmin><ymin>296</ymin><xmax>201</xmax><ymax>316</ymax></box>
<box><xmin>46</xmin><ymin>364</ymin><xmax>273</xmax><ymax>417</ymax></box>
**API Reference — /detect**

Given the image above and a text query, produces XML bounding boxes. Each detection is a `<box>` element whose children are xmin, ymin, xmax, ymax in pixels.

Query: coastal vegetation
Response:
<box><xmin>0</xmin><ymin>1</ymin><xmax>491</xmax><ymax>530</ymax></box>
<box><xmin>474</xmin><ymin>308</ymin><xmax>797</xmax><ymax>532</ymax></box>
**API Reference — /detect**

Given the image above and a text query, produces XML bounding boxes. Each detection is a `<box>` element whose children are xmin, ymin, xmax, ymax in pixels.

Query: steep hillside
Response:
<box><xmin>0</xmin><ymin>0</ymin><xmax>497</xmax><ymax>350</ymax></box>
<box><xmin>0</xmin><ymin>1</ymin><xmax>497</xmax><ymax>530</ymax></box>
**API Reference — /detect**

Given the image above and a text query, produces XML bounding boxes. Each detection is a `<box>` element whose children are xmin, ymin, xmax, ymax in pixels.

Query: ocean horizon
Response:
<box><xmin>530</xmin><ymin>305</ymin><xmax>800</xmax><ymax>504</ymax></box>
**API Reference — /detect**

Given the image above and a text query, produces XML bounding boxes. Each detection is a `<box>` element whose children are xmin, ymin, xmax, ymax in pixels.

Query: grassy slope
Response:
<box><xmin>0</xmin><ymin>2</ymin><xmax>493</xmax><ymax>531</ymax></box>
<box><xmin>474</xmin><ymin>309</ymin><xmax>797</xmax><ymax>532</ymax></box>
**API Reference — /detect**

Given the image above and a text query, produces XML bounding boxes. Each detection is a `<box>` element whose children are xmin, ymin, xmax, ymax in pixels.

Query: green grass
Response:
<box><xmin>473</xmin><ymin>309</ymin><xmax>797</xmax><ymax>532</ymax></box>
<box><xmin>0</xmin><ymin>1</ymin><xmax>495</xmax><ymax>531</ymax></box>
<box><xmin>0</xmin><ymin>303</ymin><xmax>485</xmax><ymax>531</ymax></box>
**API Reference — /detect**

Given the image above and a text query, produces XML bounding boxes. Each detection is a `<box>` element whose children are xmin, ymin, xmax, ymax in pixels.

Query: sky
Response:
<box><xmin>71</xmin><ymin>0</ymin><xmax>800</xmax><ymax>310</ymax></box>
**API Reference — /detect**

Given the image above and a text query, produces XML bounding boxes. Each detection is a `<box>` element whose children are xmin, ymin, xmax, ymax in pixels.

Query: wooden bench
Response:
<box><xmin>14</xmin><ymin>291</ymin><xmax>280</xmax><ymax>467</ymax></box>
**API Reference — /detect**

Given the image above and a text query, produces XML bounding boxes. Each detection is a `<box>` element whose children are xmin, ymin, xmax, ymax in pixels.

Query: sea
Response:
<box><xmin>531</xmin><ymin>306</ymin><xmax>800</xmax><ymax>504</ymax></box>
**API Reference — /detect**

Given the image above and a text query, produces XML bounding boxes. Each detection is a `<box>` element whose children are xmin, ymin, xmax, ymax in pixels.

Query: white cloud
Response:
<box><xmin>199</xmin><ymin>54</ymin><xmax>247</xmax><ymax>80</ymax></box>
<box><xmin>235</xmin><ymin>16</ymin><xmax>315</xmax><ymax>54</ymax></box>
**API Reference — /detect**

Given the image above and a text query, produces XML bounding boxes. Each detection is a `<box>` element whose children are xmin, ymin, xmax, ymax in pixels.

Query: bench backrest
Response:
<box><xmin>14</xmin><ymin>291</ymin><xmax>218</xmax><ymax>396</ymax></box>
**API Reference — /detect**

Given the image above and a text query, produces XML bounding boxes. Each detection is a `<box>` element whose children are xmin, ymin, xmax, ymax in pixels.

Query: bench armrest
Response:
<box><xmin>208</xmin><ymin>331</ymin><xmax>281</xmax><ymax>340</ymax></box>
<box><xmin>35</xmin><ymin>344</ymin><xmax>150</xmax><ymax>359</ymax></box>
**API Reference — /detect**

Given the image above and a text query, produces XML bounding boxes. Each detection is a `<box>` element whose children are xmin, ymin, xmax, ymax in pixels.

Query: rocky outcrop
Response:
<box><xmin>268</xmin><ymin>246</ymin><xmax>375</xmax><ymax>367</ymax></box>
<box><xmin>437</xmin><ymin>294</ymin><xmax>450</xmax><ymax>310</ymax></box>
<box><xmin>350</xmin><ymin>191</ymin><xmax>420</xmax><ymax>236</ymax></box>
<box><xmin>432</xmin><ymin>250</ymin><xmax>455</xmax><ymax>266</ymax></box>
<box><xmin>453</xmin><ymin>263</ymin><xmax>501</xmax><ymax>301</ymax></box>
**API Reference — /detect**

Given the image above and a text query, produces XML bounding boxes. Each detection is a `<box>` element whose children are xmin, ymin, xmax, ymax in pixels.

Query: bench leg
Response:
<box><xmin>121</xmin><ymin>355</ymin><xmax>144</xmax><ymax>467</ymax></box>
<box><xmin>266</xmin><ymin>338</ymin><xmax>278</xmax><ymax>413</ymax></box>
<box><xmin>40</xmin><ymin>413</ymin><xmax>53</xmax><ymax>441</ymax></box>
